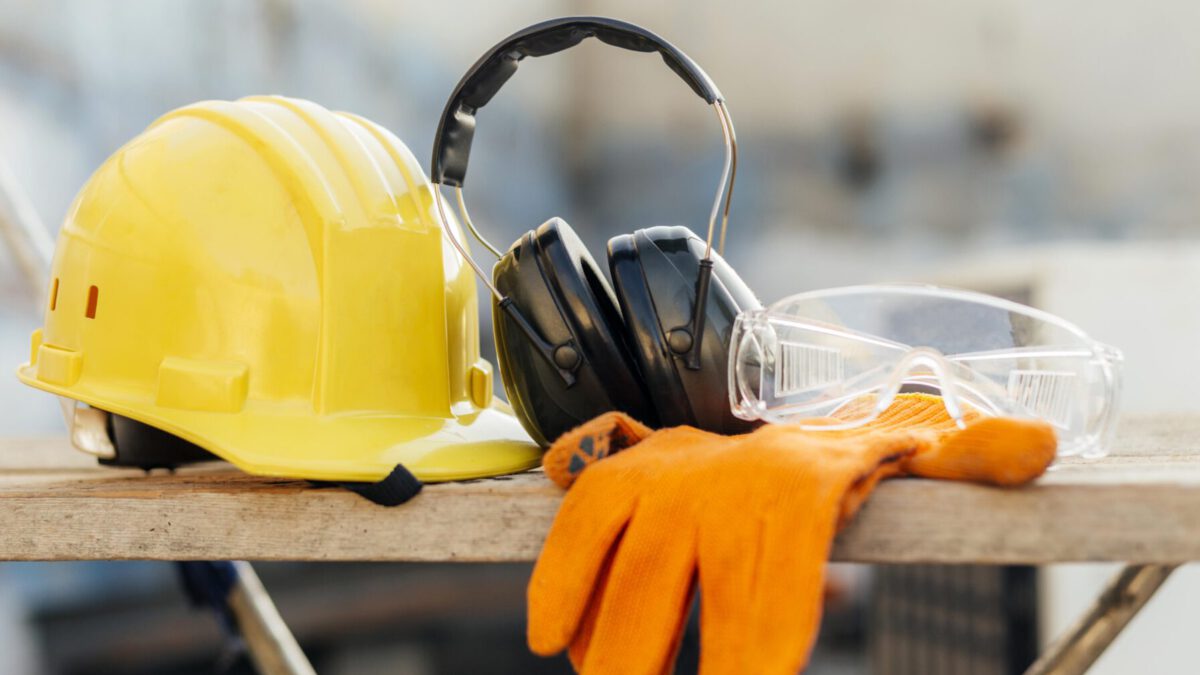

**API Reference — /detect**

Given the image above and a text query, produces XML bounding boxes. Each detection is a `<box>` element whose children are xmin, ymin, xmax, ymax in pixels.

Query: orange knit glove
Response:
<box><xmin>528</xmin><ymin>394</ymin><xmax>1055</xmax><ymax>675</ymax></box>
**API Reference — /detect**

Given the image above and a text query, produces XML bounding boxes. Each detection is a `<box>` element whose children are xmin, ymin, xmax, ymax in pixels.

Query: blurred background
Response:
<box><xmin>2</xmin><ymin>0</ymin><xmax>1199</xmax><ymax>673</ymax></box>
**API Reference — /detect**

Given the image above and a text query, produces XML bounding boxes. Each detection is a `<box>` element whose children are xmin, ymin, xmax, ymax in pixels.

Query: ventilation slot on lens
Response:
<box><xmin>1007</xmin><ymin>370</ymin><xmax>1074</xmax><ymax>429</ymax></box>
<box><xmin>775</xmin><ymin>342</ymin><xmax>843</xmax><ymax>396</ymax></box>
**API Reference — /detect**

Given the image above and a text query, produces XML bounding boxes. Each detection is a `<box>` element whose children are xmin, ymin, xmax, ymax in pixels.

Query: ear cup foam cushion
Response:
<box><xmin>609</xmin><ymin>226</ymin><xmax>761</xmax><ymax>434</ymax></box>
<box><xmin>492</xmin><ymin>218</ymin><xmax>655</xmax><ymax>446</ymax></box>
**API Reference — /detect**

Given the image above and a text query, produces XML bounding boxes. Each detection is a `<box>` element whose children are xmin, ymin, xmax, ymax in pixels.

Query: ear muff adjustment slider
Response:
<box><xmin>499</xmin><ymin>297</ymin><xmax>579</xmax><ymax>386</ymax></box>
<box><xmin>682</xmin><ymin>258</ymin><xmax>715</xmax><ymax>370</ymax></box>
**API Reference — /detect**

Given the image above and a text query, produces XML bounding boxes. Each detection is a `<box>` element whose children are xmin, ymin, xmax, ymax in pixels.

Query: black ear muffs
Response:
<box><xmin>430</xmin><ymin>17</ymin><xmax>754</xmax><ymax>446</ymax></box>
<box><xmin>493</xmin><ymin>218</ymin><xmax>655</xmax><ymax>446</ymax></box>
<box><xmin>609</xmin><ymin>226</ymin><xmax>760</xmax><ymax>434</ymax></box>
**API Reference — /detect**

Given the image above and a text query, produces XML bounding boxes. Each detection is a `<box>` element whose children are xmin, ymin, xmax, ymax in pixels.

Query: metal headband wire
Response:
<box><xmin>704</xmin><ymin>100</ymin><xmax>736</xmax><ymax>260</ymax></box>
<box><xmin>434</xmin><ymin>99</ymin><xmax>738</xmax><ymax>378</ymax></box>
<box><xmin>434</xmin><ymin>188</ymin><xmax>505</xmax><ymax>301</ymax></box>
<box><xmin>455</xmin><ymin>187</ymin><xmax>502</xmax><ymax>259</ymax></box>
<box><xmin>434</xmin><ymin>98</ymin><xmax>737</xmax><ymax>299</ymax></box>
<box><xmin>436</xmin><ymin>99</ymin><xmax>734</xmax><ymax>285</ymax></box>
<box><xmin>717</xmin><ymin>101</ymin><xmax>738</xmax><ymax>257</ymax></box>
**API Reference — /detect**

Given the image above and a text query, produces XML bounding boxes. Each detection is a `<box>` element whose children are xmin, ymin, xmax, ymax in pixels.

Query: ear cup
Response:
<box><xmin>608</xmin><ymin>226</ymin><xmax>761</xmax><ymax>434</ymax></box>
<box><xmin>492</xmin><ymin>218</ymin><xmax>656</xmax><ymax>446</ymax></box>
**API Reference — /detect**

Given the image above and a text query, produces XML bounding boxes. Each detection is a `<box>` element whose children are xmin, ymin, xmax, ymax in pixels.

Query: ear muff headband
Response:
<box><xmin>431</xmin><ymin>16</ymin><xmax>722</xmax><ymax>187</ymax></box>
<box><xmin>429</xmin><ymin>16</ymin><xmax>738</xmax><ymax>382</ymax></box>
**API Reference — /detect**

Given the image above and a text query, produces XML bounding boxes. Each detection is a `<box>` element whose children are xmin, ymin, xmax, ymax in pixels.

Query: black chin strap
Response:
<box><xmin>339</xmin><ymin>464</ymin><xmax>423</xmax><ymax>506</ymax></box>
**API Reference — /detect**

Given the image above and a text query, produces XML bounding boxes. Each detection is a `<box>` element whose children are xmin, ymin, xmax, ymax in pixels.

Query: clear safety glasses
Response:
<box><xmin>730</xmin><ymin>284</ymin><xmax>1123</xmax><ymax>457</ymax></box>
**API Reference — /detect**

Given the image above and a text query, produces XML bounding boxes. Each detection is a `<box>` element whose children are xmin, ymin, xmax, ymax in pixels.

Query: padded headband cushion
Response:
<box><xmin>492</xmin><ymin>217</ymin><xmax>655</xmax><ymax>446</ymax></box>
<box><xmin>608</xmin><ymin>226</ymin><xmax>761</xmax><ymax>435</ymax></box>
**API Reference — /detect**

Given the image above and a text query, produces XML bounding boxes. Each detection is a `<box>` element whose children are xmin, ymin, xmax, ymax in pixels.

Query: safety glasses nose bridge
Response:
<box><xmin>875</xmin><ymin>348</ymin><xmax>969</xmax><ymax>426</ymax></box>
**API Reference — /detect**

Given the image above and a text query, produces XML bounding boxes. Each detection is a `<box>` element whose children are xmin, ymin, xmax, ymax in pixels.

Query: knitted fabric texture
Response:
<box><xmin>529</xmin><ymin>394</ymin><xmax>1055</xmax><ymax>674</ymax></box>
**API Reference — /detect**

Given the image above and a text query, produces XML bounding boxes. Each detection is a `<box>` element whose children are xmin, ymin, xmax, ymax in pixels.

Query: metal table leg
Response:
<box><xmin>227</xmin><ymin>562</ymin><xmax>317</xmax><ymax>675</ymax></box>
<box><xmin>1024</xmin><ymin>564</ymin><xmax>1178</xmax><ymax>675</ymax></box>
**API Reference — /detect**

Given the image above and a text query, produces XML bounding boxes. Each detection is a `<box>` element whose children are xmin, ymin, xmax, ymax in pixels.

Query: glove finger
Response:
<box><xmin>909</xmin><ymin>417</ymin><xmax>1056</xmax><ymax>485</ymax></box>
<box><xmin>576</xmin><ymin>504</ymin><xmax>697</xmax><ymax>675</ymax></box>
<box><xmin>700</xmin><ymin>505</ymin><xmax>841</xmax><ymax>675</ymax></box>
<box><xmin>528</xmin><ymin>473</ymin><xmax>637</xmax><ymax>656</ymax></box>
<box><xmin>568</xmin><ymin>555</ymin><xmax>694</xmax><ymax>675</ymax></box>
<box><xmin>695</xmin><ymin>511</ymin><xmax>764</xmax><ymax>674</ymax></box>
<box><xmin>566</xmin><ymin>541</ymin><xmax>610</xmax><ymax>671</ymax></box>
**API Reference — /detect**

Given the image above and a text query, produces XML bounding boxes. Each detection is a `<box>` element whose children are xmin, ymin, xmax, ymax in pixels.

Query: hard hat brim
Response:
<box><xmin>19</xmin><ymin>364</ymin><xmax>544</xmax><ymax>483</ymax></box>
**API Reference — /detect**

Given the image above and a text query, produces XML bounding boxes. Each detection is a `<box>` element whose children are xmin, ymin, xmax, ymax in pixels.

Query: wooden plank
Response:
<box><xmin>0</xmin><ymin>414</ymin><xmax>1196</xmax><ymax>563</ymax></box>
<box><xmin>0</xmin><ymin>437</ymin><xmax>112</xmax><ymax>471</ymax></box>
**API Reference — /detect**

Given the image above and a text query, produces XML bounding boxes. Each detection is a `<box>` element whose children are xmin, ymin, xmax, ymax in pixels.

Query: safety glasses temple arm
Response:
<box><xmin>947</xmin><ymin>345</ymin><xmax>1101</xmax><ymax>362</ymax></box>
<box><xmin>759</xmin><ymin>315</ymin><xmax>914</xmax><ymax>353</ymax></box>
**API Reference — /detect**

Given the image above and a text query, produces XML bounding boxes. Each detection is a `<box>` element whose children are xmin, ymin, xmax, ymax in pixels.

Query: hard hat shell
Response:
<box><xmin>17</xmin><ymin>96</ymin><xmax>541</xmax><ymax>482</ymax></box>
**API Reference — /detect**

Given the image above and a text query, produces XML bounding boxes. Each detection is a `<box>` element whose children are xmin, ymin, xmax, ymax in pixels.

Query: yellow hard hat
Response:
<box><xmin>17</xmin><ymin>95</ymin><xmax>541</xmax><ymax>484</ymax></box>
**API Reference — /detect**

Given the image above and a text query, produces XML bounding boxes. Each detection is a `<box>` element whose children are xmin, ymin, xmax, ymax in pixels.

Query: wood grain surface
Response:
<box><xmin>0</xmin><ymin>415</ymin><xmax>1197</xmax><ymax>563</ymax></box>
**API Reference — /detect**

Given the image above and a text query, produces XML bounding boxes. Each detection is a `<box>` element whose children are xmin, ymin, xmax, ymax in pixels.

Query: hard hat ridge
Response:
<box><xmin>18</xmin><ymin>95</ymin><xmax>541</xmax><ymax>485</ymax></box>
